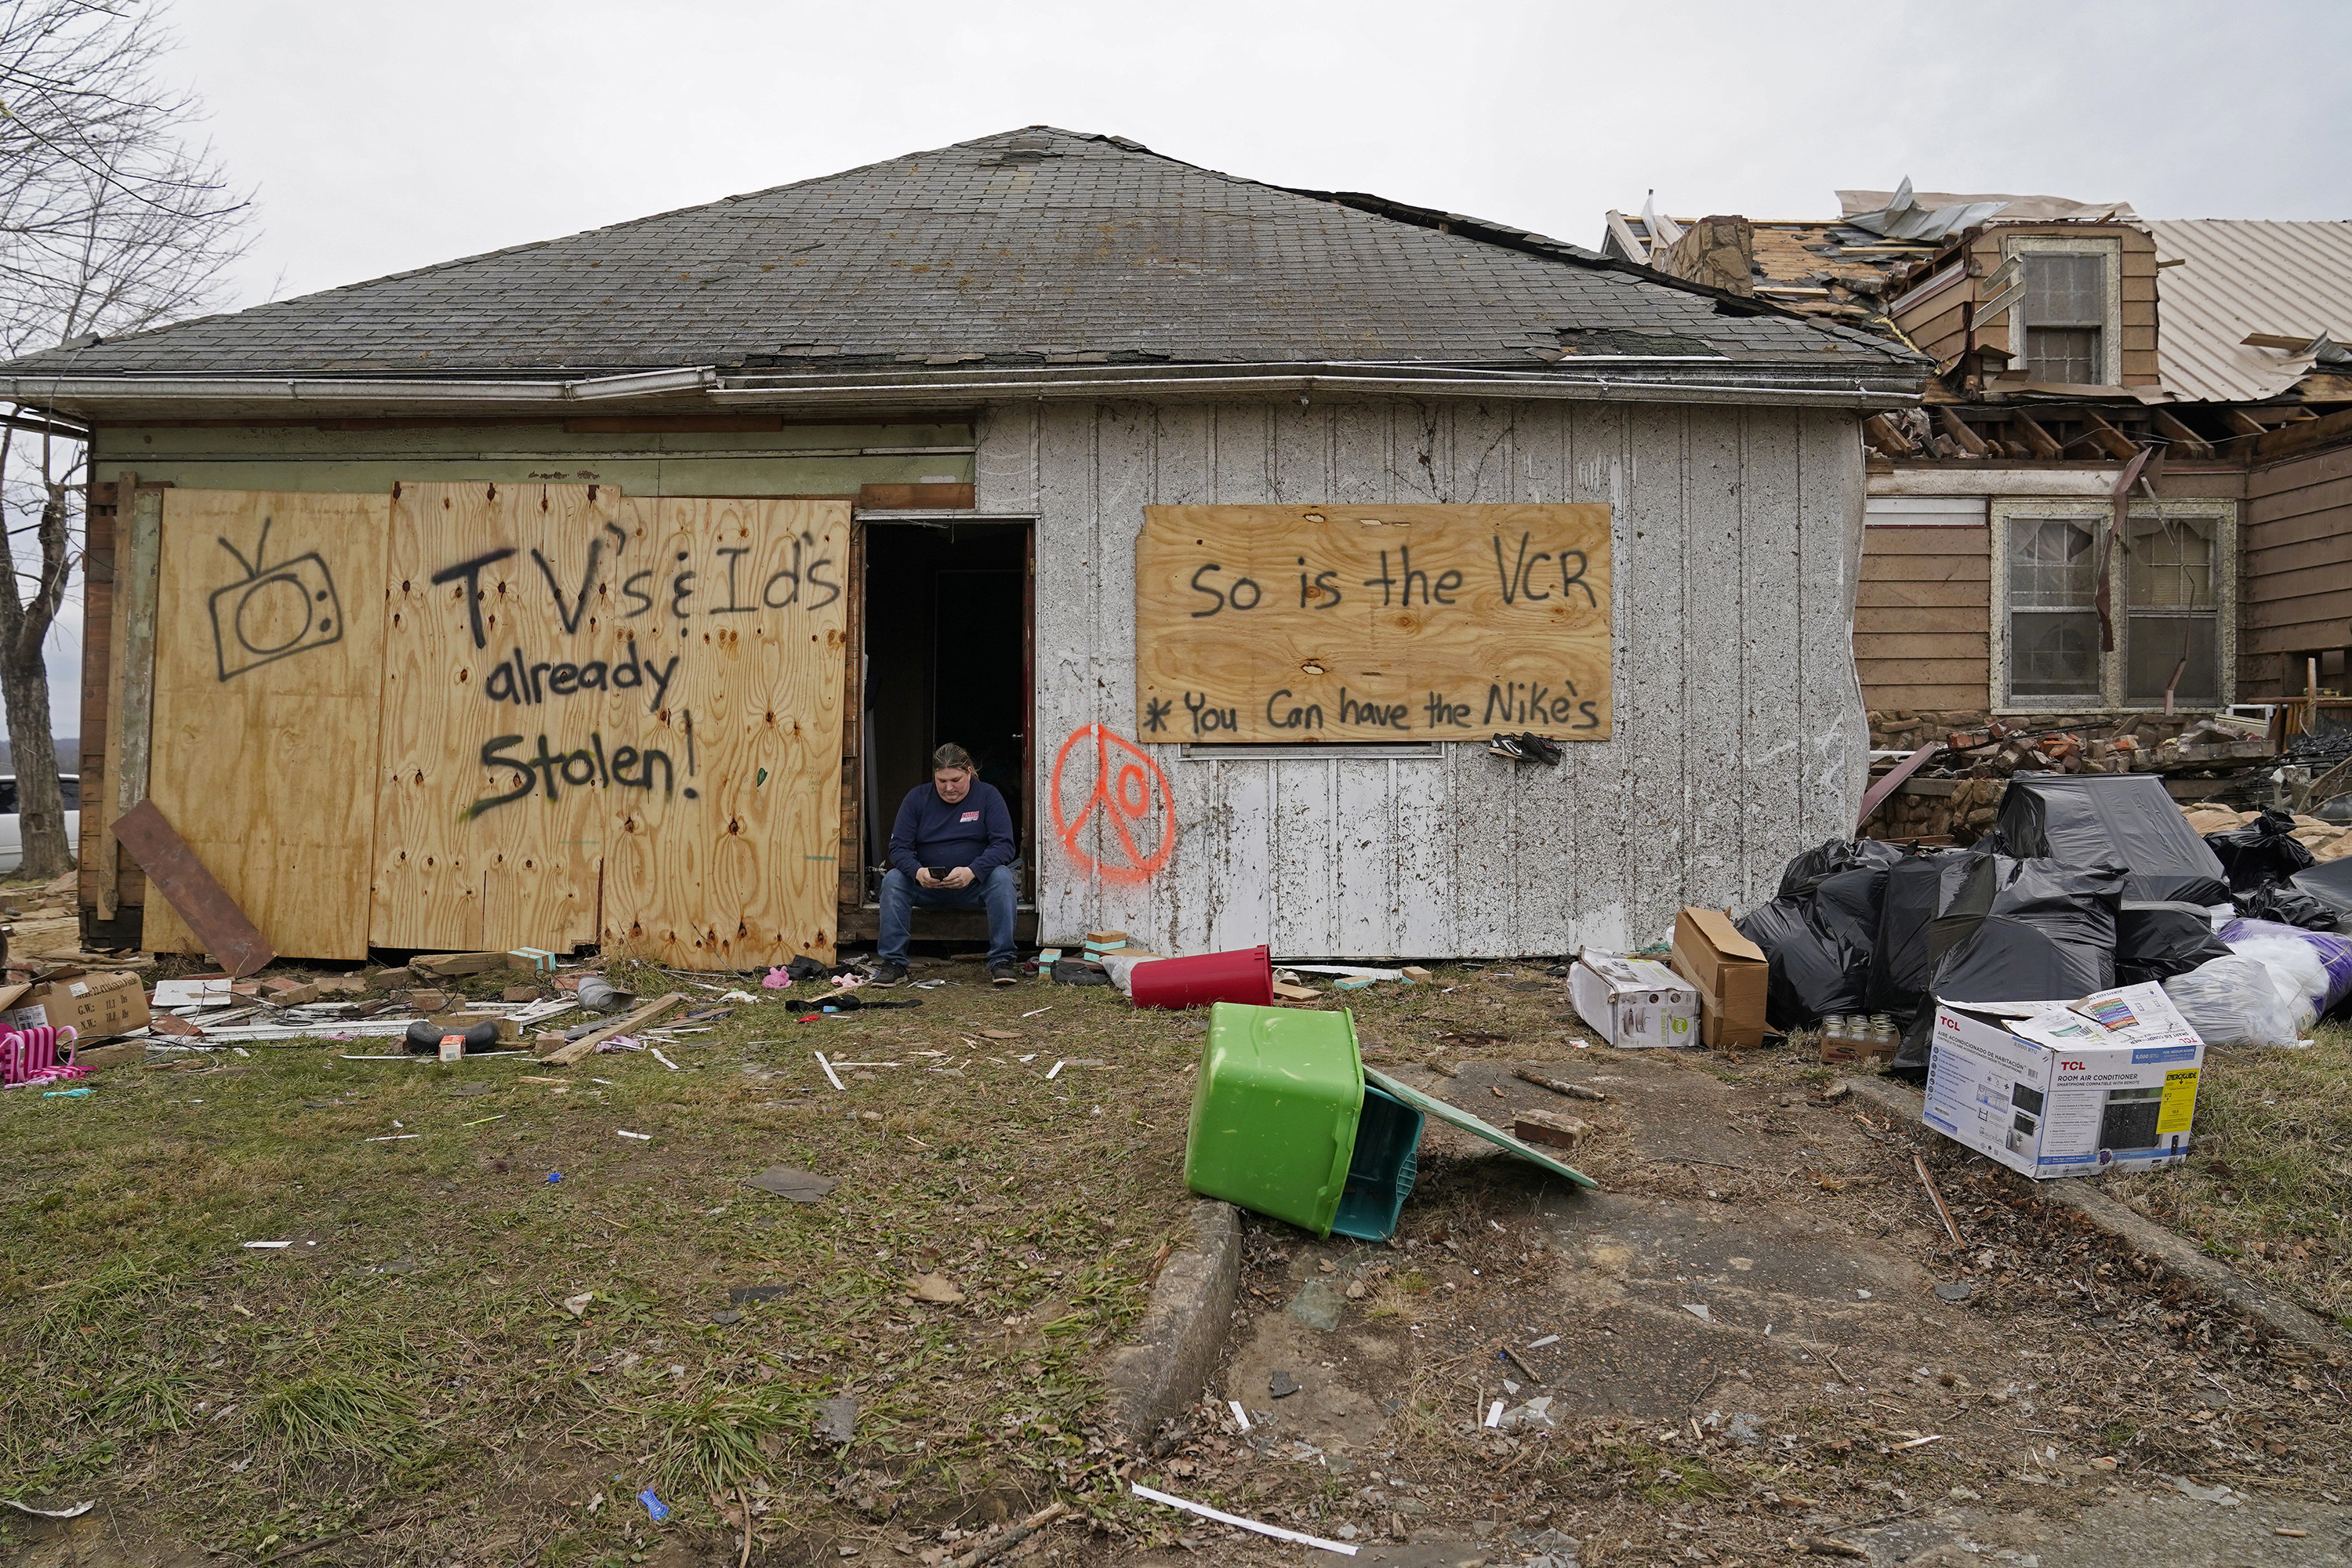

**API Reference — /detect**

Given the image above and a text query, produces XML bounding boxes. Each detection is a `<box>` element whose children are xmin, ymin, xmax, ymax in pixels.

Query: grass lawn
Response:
<box><xmin>2107</xmin><ymin>1016</ymin><xmax>2352</xmax><ymax>1326</ymax></box>
<box><xmin>0</xmin><ymin>958</ymin><xmax>1213</xmax><ymax>1565</ymax></box>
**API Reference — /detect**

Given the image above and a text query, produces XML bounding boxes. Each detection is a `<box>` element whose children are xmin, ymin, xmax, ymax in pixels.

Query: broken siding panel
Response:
<box><xmin>1509</xmin><ymin>402</ymin><xmax>1576</xmax><ymax>957</ymax></box>
<box><xmin>1796</xmin><ymin>410</ymin><xmax>1870</xmax><ymax>845</ymax></box>
<box><xmin>1734</xmin><ymin>408</ymin><xmax>1803</xmax><ymax>912</ymax></box>
<box><xmin>1620</xmin><ymin>408</ymin><xmax>1692</xmax><ymax>924</ymax></box>
<box><xmin>1566</xmin><ymin>401</ymin><xmax>1638</xmax><ymax>948</ymax></box>
<box><xmin>1444</xmin><ymin>399</ymin><xmax>1527</xmax><ymax>955</ymax></box>
<box><xmin>1682</xmin><ymin>408</ymin><xmax>1748</xmax><ymax>907</ymax></box>
<box><xmin>2240</xmin><ymin>447</ymin><xmax>2351</xmax><ymax>661</ymax></box>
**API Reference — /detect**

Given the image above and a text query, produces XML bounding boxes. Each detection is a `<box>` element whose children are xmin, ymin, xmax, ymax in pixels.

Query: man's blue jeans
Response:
<box><xmin>878</xmin><ymin>865</ymin><xmax>1019</xmax><ymax>967</ymax></box>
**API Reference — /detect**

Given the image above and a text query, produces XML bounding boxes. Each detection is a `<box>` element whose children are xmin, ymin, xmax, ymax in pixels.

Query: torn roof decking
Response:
<box><xmin>2</xmin><ymin>127</ymin><xmax>1918</xmax><ymax>394</ymax></box>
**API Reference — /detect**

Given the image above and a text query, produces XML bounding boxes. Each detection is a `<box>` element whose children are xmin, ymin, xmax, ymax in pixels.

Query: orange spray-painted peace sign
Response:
<box><xmin>1050</xmin><ymin>723</ymin><xmax>1176</xmax><ymax>884</ymax></box>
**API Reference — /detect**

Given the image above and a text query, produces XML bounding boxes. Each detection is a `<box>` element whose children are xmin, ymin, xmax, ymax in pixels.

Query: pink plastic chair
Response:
<box><xmin>0</xmin><ymin>1025</ymin><xmax>83</xmax><ymax>1088</ymax></box>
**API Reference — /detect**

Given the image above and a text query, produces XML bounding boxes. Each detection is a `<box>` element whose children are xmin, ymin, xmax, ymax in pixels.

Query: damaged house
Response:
<box><xmin>2</xmin><ymin>128</ymin><xmax>1926</xmax><ymax>967</ymax></box>
<box><xmin>1606</xmin><ymin>184</ymin><xmax>2352</xmax><ymax>834</ymax></box>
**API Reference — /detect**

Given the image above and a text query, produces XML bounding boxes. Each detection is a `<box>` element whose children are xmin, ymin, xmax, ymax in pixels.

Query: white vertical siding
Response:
<box><xmin>983</xmin><ymin>395</ymin><xmax>1867</xmax><ymax>958</ymax></box>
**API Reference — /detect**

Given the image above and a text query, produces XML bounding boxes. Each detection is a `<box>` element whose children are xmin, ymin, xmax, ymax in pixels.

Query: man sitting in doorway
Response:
<box><xmin>872</xmin><ymin>742</ymin><xmax>1020</xmax><ymax>987</ymax></box>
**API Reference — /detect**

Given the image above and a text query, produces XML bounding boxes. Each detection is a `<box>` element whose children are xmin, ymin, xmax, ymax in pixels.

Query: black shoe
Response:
<box><xmin>1487</xmin><ymin>732</ymin><xmax>1530</xmax><ymax>761</ymax></box>
<box><xmin>989</xmin><ymin>962</ymin><xmax>1021</xmax><ymax>986</ymax></box>
<box><xmin>869</xmin><ymin>961</ymin><xmax>909</xmax><ymax>987</ymax></box>
<box><xmin>1519</xmin><ymin>731</ymin><xmax>1563</xmax><ymax>765</ymax></box>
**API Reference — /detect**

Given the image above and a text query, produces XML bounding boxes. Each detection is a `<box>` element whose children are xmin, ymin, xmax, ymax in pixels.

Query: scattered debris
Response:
<box><xmin>1512</xmin><ymin>1066</ymin><xmax>1608</xmax><ymax>1102</ymax></box>
<box><xmin>815</xmin><ymin>1052</ymin><xmax>846</xmax><ymax>1091</ymax></box>
<box><xmin>1269</xmin><ymin>1370</ymin><xmax>1299</xmax><ymax>1398</ymax></box>
<box><xmin>742</xmin><ymin>1167</ymin><xmax>837</xmax><ymax>1203</ymax></box>
<box><xmin>561</xmin><ymin>1292</ymin><xmax>593</xmax><ymax>1316</ymax></box>
<box><xmin>637</xmin><ymin>1488</ymin><xmax>669</xmax><ymax>1523</ymax></box>
<box><xmin>815</xmin><ymin>1396</ymin><xmax>858</xmax><ymax>1444</ymax></box>
<box><xmin>1129</xmin><ymin>1484</ymin><xmax>1358</xmax><ymax>1557</ymax></box>
<box><xmin>907</xmin><ymin>1273</ymin><xmax>964</xmax><ymax>1305</ymax></box>
<box><xmin>1510</xmin><ymin>1109</ymin><xmax>1589</xmax><ymax>1152</ymax></box>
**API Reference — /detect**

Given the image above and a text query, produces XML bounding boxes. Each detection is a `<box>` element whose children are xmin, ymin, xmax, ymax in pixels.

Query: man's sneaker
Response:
<box><xmin>869</xmin><ymin>961</ymin><xmax>909</xmax><ymax>987</ymax></box>
<box><xmin>1519</xmin><ymin>731</ymin><xmax>1564</xmax><ymax>765</ymax></box>
<box><xmin>1487</xmin><ymin>732</ymin><xmax>1530</xmax><ymax>761</ymax></box>
<box><xmin>989</xmin><ymin>962</ymin><xmax>1021</xmax><ymax>986</ymax></box>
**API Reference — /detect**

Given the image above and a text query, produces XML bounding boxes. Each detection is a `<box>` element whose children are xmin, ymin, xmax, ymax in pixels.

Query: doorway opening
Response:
<box><xmin>857</xmin><ymin>521</ymin><xmax>1034</xmax><ymax>920</ymax></box>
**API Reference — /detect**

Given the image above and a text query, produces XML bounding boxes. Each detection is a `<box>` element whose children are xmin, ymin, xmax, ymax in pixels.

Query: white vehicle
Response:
<box><xmin>0</xmin><ymin>774</ymin><xmax>79</xmax><ymax>876</ymax></box>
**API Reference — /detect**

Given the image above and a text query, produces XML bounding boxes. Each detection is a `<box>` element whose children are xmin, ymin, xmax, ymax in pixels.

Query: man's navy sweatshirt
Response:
<box><xmin>888</xmin><ymin>781</ymin><xmax>1016</xmax><ymax>877</ymax></box>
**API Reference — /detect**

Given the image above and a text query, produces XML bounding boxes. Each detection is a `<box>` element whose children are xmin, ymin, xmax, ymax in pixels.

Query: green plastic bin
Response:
<box><xmin>1184</xmin><ymin>1001</ymin><xmax>1423</xmax><ymax>1240</ymax></box>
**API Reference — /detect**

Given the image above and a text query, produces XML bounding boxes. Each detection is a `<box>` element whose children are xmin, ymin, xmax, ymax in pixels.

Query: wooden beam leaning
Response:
<box><xmin>2149</xmin><ymin>408</ymin><xmax>2214</xmax><ymax>459</ymax></box>
<box><xmin>2078</xmin><ymin>410</ymin><xmax>2140</xmax><ymax>463</ymax></box>
<box><xmin>109</xmin><ymin>799</ymin><xmax>275</xmax><ymax>977</ymax></box>
<box><xmin>97</xmin><ymin>481</ymin><xmax>163</xmax><ymax>921</ymax></box>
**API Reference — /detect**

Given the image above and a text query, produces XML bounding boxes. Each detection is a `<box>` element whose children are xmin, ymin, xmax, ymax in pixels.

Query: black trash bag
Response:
<box><xmin>1777</xmin><ymin>836</ymin><xmax>1905</xmax><ymax>901</ymax></box>
<box><xmin>2205</xmin><ymin>810</ymin><xmax>2318</xmax><ymax>892</ymax></box>
<box><xmin>2116</xmin><ymin>899</ymin><xmax>2234</xmax><ymax>985</ymax></box>
<box><xmin>1740</xmin><ymin>838</ymin><xmax>1907</xmax><ymax>1032</ymax></box>
<box><xmin>2295</xmin><ymin>856</ymin><xmax>2352</xmax><ymax>925</ymax></box>
<box><xmin>1737</xmin><ymin>896</ymin><xmax>1863</xmax><ymax>1033</ymax></box>
<box><xmin>2234</xmin><ymin>883</ymin><xmax>2342</xmax><ymax>932</ymax></box>
<box><xmin>1864</xmin><ymin>846</ymin><xmax>1980</xmax><ymax>1026</ymax></box>
<box><xmin>1994</xmin><ymin>774</ymin><xmax>2230</xmax><ymax>906</ymax></box>
<box><xmin>1889</xmin><ymin>856</ymin><xmax>2125</xmax><ymax>1078</ymax></box>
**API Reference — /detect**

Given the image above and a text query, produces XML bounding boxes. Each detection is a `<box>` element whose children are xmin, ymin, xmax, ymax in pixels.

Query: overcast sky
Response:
<box><xmin>18</xmin><ymin>0</ymin><xmax>2352</xmax><ymax>741</ymax></box>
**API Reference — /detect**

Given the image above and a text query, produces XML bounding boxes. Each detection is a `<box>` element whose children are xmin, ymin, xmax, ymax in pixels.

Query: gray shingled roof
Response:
<box><xmin>2</xmin><ymin>127</ymin><xmax>1918</xmax><ymax>380</ymax></box>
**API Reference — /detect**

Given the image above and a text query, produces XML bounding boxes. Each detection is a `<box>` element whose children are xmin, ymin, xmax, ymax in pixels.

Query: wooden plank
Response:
<box><xmin>1853</xmin><ymin>605</ymin><xmax>1987</xmax><ymax>634</ymax></box>
<box><xmin>140</xmin><ymin>488</ymin><xmax>394</xmax><ymax>959</ymax></box>
<box><xmin>1861</xmin><ymin>553</ymin><xmax>1989</xmax><ymax>583</ymax></box>
<box><xmin>2243</xmin><ymin>534</ymin><xmax>2352</xmax><ymax>576</ymax></box>
<box><xmin>1854</xmin><ymin>631</ymin><xmax>1991</xmax><ymax>659</ymax></box>
<box><xmin>1856</xmin><ymin>655</ymin><xmax>1991</xmax><ymax>680</ymax></box>
<box><xmin>2248</xmin><ymin>446</ymin><xmax>2352</xmax><ymax>499</ymax></box>
<box><xmin>101</xmin><ymin>481</ymin><xmax>163</xmax><ymax>924</ymax></box>
<box><xmin>1857</xmin><ymin>681</ymin><xmax>1991</xmax><ymax>710</ymax></box>
<box><xmin>1134</xmin><ymin>503</ymin><xmax>1613</xmax><ymax>744</ymax></box>
<box><xmin>79</xmin><ymin>477</ymin><xmax>121</xmax><ymax>921</ymax></box>
<box><xmin>372</xmin><ymin>482</ymin><xmax>619</xmax><ymax>954</ymax></box>
<box><xmin>2246</xmin><ymin>474</ymin><xmax>2352</xmax><ymax>524</ymax></box>
<box><xmin>856</xmin><ymin>481</ymin><xmax>973</xmax><ymax>510</ymax></box>
<box><xmin>1856</xmin><ymin>579</ymin><xmax>1991</xmax><ymax>610</ymax></box>
<box><xmin>599</xmin><ymin>496</ymin><xmax>851</xmax><ymax>967</ymax></box>
<box><xmin>1860</xmin><ymin>526</ymin><xmax>1990</xmax><ymax>557</ymax></box>
<box><xmin>539</xmin><ymin>991</ymin><xmax>687</xmax><ymax>1065</ymax></box>
<box><xmin>111</xmin><ymin>800</ymin><xmax>274</xmax><ymax>976</ymax></box>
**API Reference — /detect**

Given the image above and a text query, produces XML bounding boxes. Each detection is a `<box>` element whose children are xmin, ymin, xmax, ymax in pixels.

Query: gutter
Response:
<box><xmin>2</xmin><ymin>358</ymin><xmax>1924</xmax><ymax>414</ymax></box>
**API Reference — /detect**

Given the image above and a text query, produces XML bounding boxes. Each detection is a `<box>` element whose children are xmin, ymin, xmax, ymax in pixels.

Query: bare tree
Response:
<box><xmin>0</xmin><ymin>0</ymin><xmax>249</xmax><ymax>878</ymax></box>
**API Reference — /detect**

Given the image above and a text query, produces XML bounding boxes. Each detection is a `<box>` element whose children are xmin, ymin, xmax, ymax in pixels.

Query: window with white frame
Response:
<box><xmin>1996</xmin><ymin>503</ymin><xmax>2232</xmax><ymax>710</ymax></box>
<box><xmin>2021</xmin><ymin>255</ymin><xmax>2106</xmax><ymax>384</ymax></box>
<box><xmin>2002</xmin><ymin>234</ymin><xmax>2122</xmax><ymax>387</ymax></box>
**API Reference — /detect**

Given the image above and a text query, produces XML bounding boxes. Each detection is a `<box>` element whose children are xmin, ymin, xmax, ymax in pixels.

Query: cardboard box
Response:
<box><xmin>1669</xmin><ymin>908</ymin><xmax>1769</xmax><ymax>1049</ymax></box>
<box><xmin>0</xmin><ymin>969</ymin><xmax>152</xmax><ymax>1040</ymax></box>
<box><xmin>1570</xmin><ymin>951</ymin><xmax>1697</xmax><ymax>1049</ymax></box>
<box><xmin>1921</xmin><ymin>981</ymin><xmax>2203</xmax><ymax>1180</ymax></box>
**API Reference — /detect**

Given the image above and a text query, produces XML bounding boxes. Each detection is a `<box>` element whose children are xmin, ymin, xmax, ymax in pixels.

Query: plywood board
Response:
<box><xmin>372</xmin><ymin>481</ymin><xmax>622</xmax><ymax>953</ymax></box>
<box><xmin>1135</xmin><ymin>504</ymin><xmax>1612</xmax><ymax>743</ymax></box>
<box><xmin>599</xmin><ymin>496</ymin><xmax>851</xmax><ymax>967</ymax></box>
<box><xmin>141</xmin><ymin>488</ymin><xmax>393</xmax><ymax>958</ymax></box>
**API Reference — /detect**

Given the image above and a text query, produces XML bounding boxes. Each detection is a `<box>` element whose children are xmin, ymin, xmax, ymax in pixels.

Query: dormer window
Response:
<box><xmin>2022</xmin><ymin>255</ymin><xmax>2106</xmax><ymax>383</ymax></box>
<box><xmin>2002</xmin><ymin>235</ymin><xmax>2123</xmax><ymax>386</ymax></box>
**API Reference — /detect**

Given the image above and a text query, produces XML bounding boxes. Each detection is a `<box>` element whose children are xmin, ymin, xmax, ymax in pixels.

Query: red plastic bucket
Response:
<box><xmin>1129</xmin><ymin>945</ymin><xmax>1274</xmax><ymax>1009</ymax></box>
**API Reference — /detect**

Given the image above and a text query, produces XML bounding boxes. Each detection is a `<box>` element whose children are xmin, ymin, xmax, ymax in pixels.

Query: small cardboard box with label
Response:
<box><xmin>1668</xmin><ymin>908</ymin><xmax>1769</xmax><ymax>1049</ymax></box>
<box><xmin>1922</xmin><ymin>980</ymin><xmax>2202</xmax><ymax>1180</ymax></box>
<box><xmin>1570</xmin><ymin>951</ymin><xmax>1697</xmax><ymax>1049</ymax></box>
<box><xmin>0</xmin><ymin>969</ymin><xmax>152</xmax><ymax>1040</ymax></box>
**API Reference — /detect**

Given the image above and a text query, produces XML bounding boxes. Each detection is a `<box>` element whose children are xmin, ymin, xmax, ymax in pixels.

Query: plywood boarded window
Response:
<box><xmin>132</xmin><ymin>483</ymin><xmax>850</xmax><ymax>967</ymax></box>
<box><xmin>2005</xmin><ymin>517</ymin><xmax>2100</xmax><ymax>699</ymax></box>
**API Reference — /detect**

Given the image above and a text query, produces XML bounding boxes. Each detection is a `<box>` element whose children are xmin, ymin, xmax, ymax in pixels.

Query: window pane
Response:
<box><xmin>58</xmin><ymin>775</ymin><xmax>78</xmax><ymax>810</ymax></box>
<box><xmin>2027</xmin><ymin>326</ymin><xmax>2102</xmax><ymax>384</ymax></box>
<box><xmin>2024</xmin><ymin>254</ymin><xmax>2104</xmax><ymax>325</ymax></box>
<box><xmin>2126</xmin><ymin>614</ymin><xmax>2218</xmax><ymax>703</ymax></box>
<box><xmin>2009</xmin><ymin>518</ymin><xmax>2096</xmax><ymax>607</ymax></box>
<box><xmin>2126</xmin><ymin>521</ymin><xmax>2214</xmax><ymax>609</ymax></box>
<box><xmin>2011</xmin><ymin>611</ymin><xmax>2103</xmax><ymax>698</ymax></box>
